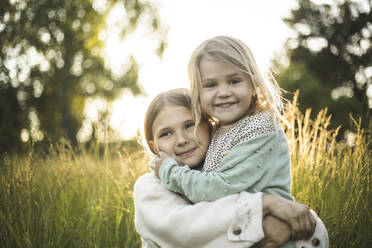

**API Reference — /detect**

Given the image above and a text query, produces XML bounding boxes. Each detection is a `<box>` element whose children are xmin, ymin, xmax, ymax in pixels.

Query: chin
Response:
<box><xmin>176</xmin><ymin>154</ymin><xmax>204</xmax><ymax>169</ymax></box>
<box><xmin>188</xmin><ymin>163</ymin><xmax>202</xmax><ymax>170</ymax></box>
<box><xmin>180</xmin><ymin>159</ymin><xmax>198</xmax><ymax>169</ymax></box>
<box><xmin>188</xmin><ymin>159</ymin><xmax>205</xmax><ymax>169</ymax></box>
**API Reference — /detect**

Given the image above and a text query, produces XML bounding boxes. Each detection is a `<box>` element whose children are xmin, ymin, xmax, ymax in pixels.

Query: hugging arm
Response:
<box><xmin>134</xmin><ymin>173</ymin><xmax>266</xmax><ymax>248</ymax></box>
<box><xmin>252</xmin><ymin>215</ymin><xmax>291</xmax><ymax>248</ymax></box>
<box><xmin>134</xmin><ymin>174</ymin><xmax>315</xmax><ymax>248</ymax></box>
<box><xmin>158</xmin><ymin>131</ymin><xmax>292</xmax><ymax>203</ymax></box>
<box><xmin>157</xmin><ymin>131</ymin><xmax>316</xmax><ymax>241</ymax></box>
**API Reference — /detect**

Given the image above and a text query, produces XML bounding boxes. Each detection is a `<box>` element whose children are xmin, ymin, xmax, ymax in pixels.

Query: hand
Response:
<box><xmin>252</xmin><ymin>215</ymin><xmax>291</xmax><ymax>248</ymax></box>
<box><xmin>151</xmin><ymin>151</ymin><xmax>170</xmax><ymax>178</ymax></box>
<box><xmin>266</xmin><ymin>196</ymin><xmax>316</xmax><ymax>241</ymax></box>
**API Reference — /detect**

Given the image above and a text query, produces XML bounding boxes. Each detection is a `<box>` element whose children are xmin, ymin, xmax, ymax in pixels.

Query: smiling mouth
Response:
<box><xmin>176</xmin><ymin>147</ymin><xmax>197</xmax><ymax>157</ymax></box>
<box><xmin>215</xmin><ymin>102</ymin><xmax>236</xmax><ymax>108</ymax></box>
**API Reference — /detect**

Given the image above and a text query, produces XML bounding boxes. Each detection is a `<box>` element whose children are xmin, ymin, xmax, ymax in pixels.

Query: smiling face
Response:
<box><xmin>150</xmin><ymin>105</ymin><xmax>210</xmax><ymax>168</ymax></box>
<box><xmin>199</xmin><ymin>57</ymin><xmax>255</xmax><ymax>127</ymax></box>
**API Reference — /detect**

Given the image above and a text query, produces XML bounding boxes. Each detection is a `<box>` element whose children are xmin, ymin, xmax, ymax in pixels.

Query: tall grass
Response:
<box><xmin>0</xmin><ymin>94</ymin><xmax>371</xmax><ymax>247</ymax></box>
<box><xmin>283</xmin><ymin>92</ymin><xmax>371</xmax><ymax>247</ymax></box>
<box><xmin>0</xmin><ymin>140</ymin><xmax>148</xmax><ymax>248</ymax></box>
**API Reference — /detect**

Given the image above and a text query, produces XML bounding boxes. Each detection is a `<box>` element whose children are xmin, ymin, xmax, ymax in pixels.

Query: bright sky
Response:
<box><xmin>101</xmin><ymin>0</ymin><xmax>299</xmax><ymax>140</ymax></box>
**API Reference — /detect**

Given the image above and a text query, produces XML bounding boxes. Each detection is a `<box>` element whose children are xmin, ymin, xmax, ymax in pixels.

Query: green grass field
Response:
<box><xmin>1</xmin><ymin>97</ymin><xmax>371</xmax><ymax>247</ymax></box>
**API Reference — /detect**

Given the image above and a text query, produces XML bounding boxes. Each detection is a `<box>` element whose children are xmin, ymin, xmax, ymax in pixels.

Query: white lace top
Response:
<box><xmin>202</xmin><ymin>111</ymin><xmax>276</xmax><ymax>172</ymax></box>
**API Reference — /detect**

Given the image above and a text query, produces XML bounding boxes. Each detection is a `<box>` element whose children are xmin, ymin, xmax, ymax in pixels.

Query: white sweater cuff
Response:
<box><xmin>228</xmin><ymin>191</ymin><xmax>264</xmax><ymax>242</ymax></box>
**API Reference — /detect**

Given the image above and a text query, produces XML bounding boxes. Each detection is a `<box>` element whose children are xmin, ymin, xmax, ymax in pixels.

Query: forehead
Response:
<box><xmin>199</xmin><ymin>57</ymin><xmax>240</xmax><ymax>79</ymax></box>
<box><xmin>152</xmin><ymin>105</ymin><xmax>192</xmax><ymax>134</ymax></box>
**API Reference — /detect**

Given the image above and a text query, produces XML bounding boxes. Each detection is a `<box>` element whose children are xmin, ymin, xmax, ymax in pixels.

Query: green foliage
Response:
<box><xmin>278</xmin><ymin>0</ymin><xmax>372</xmax><ymax>135</ymax></box>
<box><xmin>0</xmin><ymin>0</ymin><xmax>167</xmax><ymax>151</ymax></box>
<box><xmin>0</xmin><ymin>99</ymin><xmax>371</xmax><ymax>247</ymax></box>
<box><xmin>277</xmin><ymin>62</ymin><xmax>364</xmax><ymax>133</ymax></box>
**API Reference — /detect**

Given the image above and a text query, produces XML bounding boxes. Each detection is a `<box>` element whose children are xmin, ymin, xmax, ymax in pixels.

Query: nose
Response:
<box><xmin>217</xmin><ymin>84</ymin><xmax>231</xmax><ymax>98</ymax></box>
<box><xmin>175</xmin><ymin>131</ymin><xmax>189</xmax><ymax>147</ymax></box>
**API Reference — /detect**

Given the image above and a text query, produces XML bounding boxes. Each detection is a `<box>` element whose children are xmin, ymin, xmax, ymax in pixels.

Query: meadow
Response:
<box><xmin>0</xmin><ymin>95</ymin><xmax>371</xmax><ymax>248</ymax></box>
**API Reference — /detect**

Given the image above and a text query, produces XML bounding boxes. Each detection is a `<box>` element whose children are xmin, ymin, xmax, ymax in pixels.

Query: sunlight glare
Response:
<box><xmin>101</xmin><ymin>0</ymin><xmax>298</xmax><ymax>140</ymax></box>
<box><xmin>110</xmin><ymin>91</ymin><xmax>151</xmax><ymax>140</ymax></box>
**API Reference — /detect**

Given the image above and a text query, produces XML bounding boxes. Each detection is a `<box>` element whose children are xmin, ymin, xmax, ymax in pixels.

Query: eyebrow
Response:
<box><xmin>202</xmin><ymin>72</ymin><xmax>240</xmax><ymax>82</ymax></box>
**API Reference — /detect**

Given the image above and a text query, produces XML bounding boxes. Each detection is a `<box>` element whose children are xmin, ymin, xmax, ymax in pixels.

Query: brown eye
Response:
<box><xmin>203</xmin><ymin>82</ymin><xmax>217</xmax><ymax>88</ymax></box>
<box><xmin>185</xmin><ymin>121</ymin><xmax>195</xmax><ymax>130</ymax></box>
<box><xmin>229</xmin><ymin>78</ymin><xmax>241</xmax><ymax>85</ymax></box>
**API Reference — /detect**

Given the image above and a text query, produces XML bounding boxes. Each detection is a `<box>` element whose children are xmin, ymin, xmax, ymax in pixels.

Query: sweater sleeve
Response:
<box><xmin>133</xmin><ymin>173</ymin><xmax>265</xmax><ymax>248</ymax></box>
<box><xmin>158</xmin><ymin>130</ymin><xmax>292</xmax><ymax>203</ymax></box>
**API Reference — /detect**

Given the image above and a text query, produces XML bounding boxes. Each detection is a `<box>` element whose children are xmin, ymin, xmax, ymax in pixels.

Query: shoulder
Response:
<box><xmin>232</xmin><ymin>111</ymin><xmax>276</xmax><ymax>144</ymax></box>
<box><xmin>134</xmin><ymin>173</ymin><xmax>161</xmax><ymax>195</ymax></box>
<box><xmin>135</xmin><ymin>173</ymin><xmax>159</xmax><ymax>185</ymax></box>
<box><xmin>134</xmin><ymin>173</ymin><xmax>186</xmax><ymax>206</ymax></box>
<box><xmin>248</xmin><ymin>111</ymin><xmax>275</xmax><ymax>131</ymax></box>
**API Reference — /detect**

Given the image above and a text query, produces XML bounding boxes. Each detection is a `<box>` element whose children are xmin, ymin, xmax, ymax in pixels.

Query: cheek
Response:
<box><xmin>161</xmin><ymin>143</ymin><xmax>173</xmax><ymax>154</ymax></box>
<box><xmin>153</xmin><ymin>139</ymin><xmax>171</xmax><ymax>154</ymax></box>
<box><xmin>195</xmin><ymin>125</ymin><xmax>210</xmax><ymax>152</ymax></box>
<box><xmin>200</xmin><ymin>96</ymin><xmax>211</xmax><ymax>111</ymax></box>
<box><xmin>246</xmin><ymin>84</ymin><xmax>255</xmax><ymax>98</ymax></box>
<box><xmin>151</xmin><ymin>139</ymin><xmax>160</xmax><ymax>154</ymax></box>
<box><xmin>200</xmin><ymin>91</ymin><xmax>210</xmax><ymax>103</ymax></box>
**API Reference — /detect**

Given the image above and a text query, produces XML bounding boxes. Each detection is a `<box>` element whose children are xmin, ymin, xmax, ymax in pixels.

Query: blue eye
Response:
<box><xmin>203</xmin><ymin>82</ymin><xmax>217</xmax><ymax>88</ymax></box>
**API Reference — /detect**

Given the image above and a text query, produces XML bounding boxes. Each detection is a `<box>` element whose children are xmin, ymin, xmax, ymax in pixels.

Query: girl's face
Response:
<box><xmin>150</xmin><ymin>105</ymin><xmax>210</xmax><ymax>168</ymax></box>
<box><xmin>199</xmin><ymin>58</ymin><xmax>255</xmax><ymax>127</ymax></box>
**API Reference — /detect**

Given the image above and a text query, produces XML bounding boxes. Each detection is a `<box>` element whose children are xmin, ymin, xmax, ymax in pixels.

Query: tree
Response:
<box><xmin>277</xmin><ymin>0</ymin><xmax>371</xmax><ymax>134</ymax></box>
<box><xmin>0</xmin><ymin>0</ymin><xmax>167</xmax><ymax>152</ymax></box>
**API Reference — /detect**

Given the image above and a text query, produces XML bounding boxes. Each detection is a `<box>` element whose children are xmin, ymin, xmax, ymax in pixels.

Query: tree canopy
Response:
<box><xmin>277</xmin><ymin>0</ymin><xmax>371</xmax><ymax>135</ymax></box>
<box><xmin>0</xmin><ymin>0</ymin><xmax>167</xmax><ymax>152</ymax></box>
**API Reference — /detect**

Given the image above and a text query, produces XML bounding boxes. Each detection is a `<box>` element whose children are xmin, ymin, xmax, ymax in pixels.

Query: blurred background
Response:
<box><xmin>1</xmin><ymin>0</ymin><xmax>371</xmax><ymax>153</ymax></box>
<box><xmin>1</xmin><ymin>2</ymin><xmax>371</xmax><ymax>247</ymax></box>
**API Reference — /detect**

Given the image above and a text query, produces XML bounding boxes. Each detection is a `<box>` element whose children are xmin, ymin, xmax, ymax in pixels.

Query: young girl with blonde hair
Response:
<box><xmin>153</xmin><ymin>37</ymin><xmax>329</xmax><ymax>248</ymax></box>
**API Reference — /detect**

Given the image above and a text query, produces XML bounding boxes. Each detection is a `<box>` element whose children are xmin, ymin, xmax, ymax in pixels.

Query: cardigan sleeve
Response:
<box><xmin>134</xmin><ymin>173</ymin><xmax>265</xmax><ymax>248</ymax></box>
<box><xmin>158</xmin><ymin>129</ymin><xmax>293</xmax><ymax>203</ymax></box>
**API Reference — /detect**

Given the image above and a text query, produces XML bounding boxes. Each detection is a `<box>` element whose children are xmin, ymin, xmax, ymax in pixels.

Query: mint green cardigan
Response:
<box><xmin>158</xmin><ymin>128</ymin><xmax>295</xmax><ymax>248</ymax></box>
<box><xmin>158</xmin><ymin>128</ymin><xmax>293</xmax><ymax>203</ymax></box>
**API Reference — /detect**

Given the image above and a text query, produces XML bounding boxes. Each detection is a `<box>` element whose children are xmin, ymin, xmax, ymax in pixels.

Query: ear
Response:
<box><xmin>149</xmin><ymin>140</ymin><xmax>159</xmax><ymax>155</ymax></box>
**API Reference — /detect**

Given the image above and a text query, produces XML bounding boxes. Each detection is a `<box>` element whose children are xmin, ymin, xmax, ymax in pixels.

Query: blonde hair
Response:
<box><xmin>188</xmin><ymin>36</ymin><xmax>286</xmax><ymax>128</ymax></box>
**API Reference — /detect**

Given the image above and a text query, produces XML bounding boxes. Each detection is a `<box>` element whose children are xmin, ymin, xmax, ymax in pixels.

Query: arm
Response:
<box><xmin>134</xmin><ymin>173</ymin><xmax>265</xmax><ymax>248</ymax></box>
<box><xmin>253</xmin><ymin>215</ymin><xmax>291</xmax><ymax>248</ymax></box>
<box><xmin>262</xmin><ymin>194</ymin><xmax>316</xmax><ymax>241</ymax></box>
<box><xmin>158</xmin><ymin>130</ymin><xmax>292</xmax><ymax>203</ymax></box>
<box><xmin>135</xmin><ymin>174</ymin><xmax>316</xmax><ymax>247</ymax></box>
